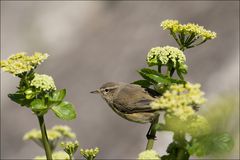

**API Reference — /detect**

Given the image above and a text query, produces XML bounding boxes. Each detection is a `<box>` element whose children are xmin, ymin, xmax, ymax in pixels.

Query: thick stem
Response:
<box><xmin>146</xmin><ymin>114</ymin><xmax>160</xmax><ymax>150</ymax></box>
<box><xmin>174</xmin><ymin>133</ymin><xmax>189</xmax><ymax>160</ymax></box>
<box><xmin>37</xmin><ymin>116</ymin><xmax>52</xmax><ymax>160</ymax></box>
<box><xmin>69</xmin><ymin>154</ymin><xmax>73</xmax><ymax>160</ymax></box>
<box><xmin>176</xmin><ymin>149</ymin><xmax>189</xmax><ymax>160</ymax></box>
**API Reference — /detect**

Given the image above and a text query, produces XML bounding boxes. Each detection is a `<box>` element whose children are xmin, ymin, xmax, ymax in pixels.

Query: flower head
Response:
<box><xmin>161</xmin><ymin>19</ymin><xmax>181</xmax><ymax>33</ymax></box>
<box><xmin>138</xmin><ymin>150</ymin><xmax>161</xmax><ymax>160</ymax></box>
<box><xmin>165</xmin><ymin>114</ymin><xmax>210</xmax><ymax>137</ymax></box>
<box><xmin>161</xmin><ymin>19</ymin><xmax>216</xmax><ymax>40</ymax></box>
<box><xmin>80</xmin><ymin>147</ymin><xmax>100</xmax><ymax>160</ymax></box>
<box><xmin>23</xmin><ymin>129</ymin><xmax>62</xmax><ymax>141</ymax></box>
<box><xmin>34</xmin><ymin>151</ymin><xmax>69</xmax><ymax>160</ymax></box>
<box><xmin>151</xmin><ymin>82</ymin><xmax>206</xmax><ymax>121</ymax></box>
<box><xmin>23</xmin><ymin>125</ymin><xmax>76</xmax><ymax>151</ymax></box>
<box><xmin>30</xmin><ymin>73</ymin><xmax>56</xmax><ymax>91</ymax></box>
<box><xmin>52</xmin><ymin>125</ymin><xmax>76</xmax><ymax>139</ymax></box>
<box><xmin>186</xmin><ymin>115</ymin><xmax>210</xmax><ymax>137</ymax></box>
<box><xmin>0</xmin><ymin>52</ymin><xmax>48</xmax><ymax>76</ymax></box>
<box><xmin>60</xmin><ymin>141</ymin><xmax>79</xmax><ymax>156</ymax></box>
<box><xmin>147</xmin><ymin>46</ymin><xmax>186</xmax><ymax>71</ymax></box>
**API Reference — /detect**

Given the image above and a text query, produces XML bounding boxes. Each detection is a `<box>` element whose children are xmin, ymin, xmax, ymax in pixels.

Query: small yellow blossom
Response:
<box><xmin>30</xmin><ymin>73</ymin><xmax>56</xmax><ymax>91</ymax></box>
<box><xmin>138</xmin><ymin>150</ymin><xmax>161</xmax><ymax>160</ymax></box>
<box><xmin>0</xmin><ymin>52</ymin><xmax>48</xmax><ymax>76</ymax></box>
<box><xmin>80</xmin><ymin>147</ymin><xmax>100</xmax><ymax>159</ymax></box>
<box><xmin>34</xmin><ymin>151</ymin><xmax>69</xmax><ymax>160</ymax></box>
<box><xmin>60</xmin><ymin>141</ymin><xmax>79</xmax><ymax>155</ymax></box>
<box><xmin>151</xmin><ymin>82</ymin><xmax>206</xmax><ymax>121</ymax></box>
<box><xmin>161</xmin><ymin>19</ymin><xmax>216</xmax><ymax>40</ymax></box>
<box><xmin>147</xmin><ymin>46</ymin><xmax>186</xmax><ymax>70</ymax></box>
<box><xmin>52</xmin><ymin>125</ymin><xmax>76</xmax><ymax>139</ymax></box>
<box><xmin>161</xmin><ymin>19</ymin><xmax>181</xmax><ymax>33</ymax></box>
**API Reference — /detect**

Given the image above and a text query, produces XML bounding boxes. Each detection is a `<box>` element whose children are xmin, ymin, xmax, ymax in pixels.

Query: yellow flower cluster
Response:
<box><xmin>52</xmin><ymin>125</ymin><xmax>76</xmax><ymax>139</ymax></box>
<box><xmin>23</xmin><ymin>125</ymin><xmax>76</xmax><ymax>141</ymax></box>
<box><xmin>0</xmin><ymin>52</ymin><xmax>48</xmax><ymax>76</ymax></box>
<box><xmin>147</xmin><ymin>46</ymin><xmax>187</xmax><ymax>69</ymax></box>
<box><xmin>161</xmin><ymin>19</ymin><xmax>180</xmax><ymax>32</ymax></box>
<box><xmin>151</xmin><ymin>82</ymin><xmax>206</xmax><ymax>121</ymax></box>
<box><xmin>138</xmin><ymin>150</ymin><xmax>161</xmax><ymax>160</ymax></box>
<box><xmin>80</xmin><ymin>147</ymin><xmax>100</xmax><ymax>159</ymax></box>
<box><xmin>165</xmin><ymin>115</ymin><xmax>210</xmax><ymax>137</ymax></box>
<box><xmin>23</xmin><ymin>129</ymin><xmax>62</xmax><ymax>141</ymax></box>
<box><xmin>34</xmin><ymin>151</ymin><xmax>69</xmax><ymax>160</ymax></box>
<box><xmin>161</xmin><ymin>19</ymin><xmax>217</xmax><ymax>40</ymax></box>
<box><xmin>30</xmin><ymin>73</ymin><xmax>56</xmax><ymax>91</ymax></box>
<box><xmin>60</xmin><ymin>141</ymin><xmax>79</xmax><ymax>155</ymax></box>
<box><xmin>186</xmin><ymin>115</ymin><xmax>210</xmax><ymax>137</ymax></box>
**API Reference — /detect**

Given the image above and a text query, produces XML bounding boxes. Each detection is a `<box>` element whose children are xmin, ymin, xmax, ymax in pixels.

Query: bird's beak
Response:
<box><xmin>90</xmin><ymin>89</ymin><xmax>100</xmax><ymax>94</ymax></box>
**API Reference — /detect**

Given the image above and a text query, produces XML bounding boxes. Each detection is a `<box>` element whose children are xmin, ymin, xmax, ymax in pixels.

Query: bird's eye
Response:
<box><xmin>104</xmin><ymin>89</ymin><xmax>109</xmax><ymax>92</ymax></box>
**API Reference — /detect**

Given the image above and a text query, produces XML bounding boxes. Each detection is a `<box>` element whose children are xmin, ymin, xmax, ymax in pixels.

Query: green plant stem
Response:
<box><xmin>37</xmin><ymin>115</ymin><xmax>52</xmax><ymax>160</ymax></box>
<box><xmin>158</xmin><ymin>65</ymin><xmax>161</xmax><ymax>73</ymax></box>
<box><xmin>170</xmin><ymin>30</ymin><xmax>181</xmax><ymax>46</ymax></box>
<box><xmin>174</xmin><ymin>133</ymin><xmax>189</xmax><ymax>160</ymax></box>
<box><xmin>68</xmin><ymin>154</ymin><xmax>73</xmax><ymax>160</ymax></box>
<box><xmin>187</xmin><ymin>39</ymin><xmax>207</xmax><ymax>48</ymax></box>
<box><xmin>87</xmin><ymin>156</ymin><xmax>94</xmax><ymax>160</ymax></box>
<box><xmin>146</xmin><ymin>114</ymin><xmax>160</xmax><ymax>150</ymax></box>
<box><xmin>176</xmin><ymin>149</ymin><xmax>188</xmax><ymax>160</ymax></box>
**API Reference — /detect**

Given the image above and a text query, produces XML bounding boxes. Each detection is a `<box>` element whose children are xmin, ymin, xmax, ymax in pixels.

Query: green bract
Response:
<box><xmin>0</xmin><ymin>52</ymin><xmax>48</xmax><ymax>76</ymax></box>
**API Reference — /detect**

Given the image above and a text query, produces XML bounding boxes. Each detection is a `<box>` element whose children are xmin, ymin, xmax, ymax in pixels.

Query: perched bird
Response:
<box><xmin>91</xmin><ymin>82</ymin><xmax>160</xmax><ymax>123</ymax></box>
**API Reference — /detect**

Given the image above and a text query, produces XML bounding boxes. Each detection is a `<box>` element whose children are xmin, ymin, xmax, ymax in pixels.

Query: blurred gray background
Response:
<box><xmin>1</xmin><ymin>1</ymin><xmax>239</xmax><ymax>159</ymax></box>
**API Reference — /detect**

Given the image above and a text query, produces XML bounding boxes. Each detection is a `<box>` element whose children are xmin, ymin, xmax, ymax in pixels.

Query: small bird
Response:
<box><xmin>90</xmin><ymin>82</ymin><xmax>160</xmax><ymax>123</ymax></box>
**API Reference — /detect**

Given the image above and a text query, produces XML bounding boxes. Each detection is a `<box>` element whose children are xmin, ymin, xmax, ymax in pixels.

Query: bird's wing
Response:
<box><xmin>113</xmin><ymin>84</ymin><xmax>155</xmax><ymax>113</ymax></box>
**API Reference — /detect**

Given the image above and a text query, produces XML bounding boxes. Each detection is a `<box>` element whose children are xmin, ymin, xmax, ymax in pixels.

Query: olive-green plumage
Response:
<box><xmin>91</xmin><ymin>82</ymin><xmax>160</xmax><ymax>123</ymax></box>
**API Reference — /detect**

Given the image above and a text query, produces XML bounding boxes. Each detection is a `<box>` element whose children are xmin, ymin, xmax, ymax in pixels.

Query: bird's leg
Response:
<box><xmin>146</xmin><ymin>123</ymin><xmax>156</xmax><ymax>139</ymax></box>
<box><xmin>146</xmin><ymin>114</ymin><xmax>160</xmax><ymax>150</ymax></box>
<box><xmin>146</xmin><ymin>123</ymin><xmax>152</xmax><ymax>139</ymax></box>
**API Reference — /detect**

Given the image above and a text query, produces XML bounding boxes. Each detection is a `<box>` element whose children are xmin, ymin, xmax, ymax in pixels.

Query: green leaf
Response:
<box><xmin>47</xmin><ymin>89</ymin><xmax>66</xmax><ymax>102</ymax></box>
<box><xmin>139</xmin><ymin>68</ymin><xmax>185</xmax><ymax>85</ymax></box>
<box><xmin>140</xmin><ymin>68</ymin><xmax>160</xmax><ymax>75</ymax></box>
<box><xmin>132</xmin><ymin>80</ymin><xmax>152</xmax><ymax>88</ymax></box>
<box><xmin>187</xmin><ymin>133</ymin><xmax>234</xmax><ymax>157</ymax></box>
<box><xmin>30</xmin><ymin>99</ymin><xmax>47</xmax><ymax>112</ymax></box>
<box><xmin>146</xmin><ymin>73</ymin><xmax>172</xmax><ymax>84</ymax></box>
<box><xmin>138</xmin><ymin>70</ymin><xmax>157</xmax><ymax>84</ymax></box>
<box><xmin>211</xmin><ymin>133</ymin><xmax>234</xmax><ymax>153</ymax></box>
<box><xmin>8</xmin><ymin>92</ymin><xmax>31</xmax><ymax>106</ymax></box>
<box><xmin>51</xmin><ymin>101</ymin><xmax>76</xmax><ymax>120</ymax></box>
